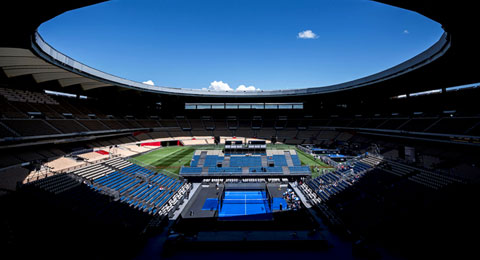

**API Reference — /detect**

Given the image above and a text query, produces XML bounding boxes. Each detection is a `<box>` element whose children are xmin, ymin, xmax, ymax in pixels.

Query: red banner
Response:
<box><xmin>140</xmin><ymin>142</ymin><xmax>161</xmax><ymax>147</ymax></box>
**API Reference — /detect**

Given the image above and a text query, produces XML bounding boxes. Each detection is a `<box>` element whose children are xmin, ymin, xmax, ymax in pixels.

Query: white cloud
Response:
<box><xmin>236</xmin><ymin>85</ymin><xmax>260</xmax><ymax>92</ymax></box>
<box><xmin>297</xmin><ymin>30</ymin><xmax>318</xmax><ymax>39</ymax></box>
<box><xmin>204</xmin><ymin>81</ymin><xmax>260</xmax><ymax>92</ymax></box>
<box><xmin>142</xmin><ymin>80</ymin><xmax>155</xmax><ymax>86</ymax></box>
<box><xmin>403</xmin><ymin>29</ymin><xmax>409</xmax><ymax>34</ymax></box>
<box><xmin>207</xmin><ymin>80</ymin><xmax>234</xmax><ymax>91</ymax></box>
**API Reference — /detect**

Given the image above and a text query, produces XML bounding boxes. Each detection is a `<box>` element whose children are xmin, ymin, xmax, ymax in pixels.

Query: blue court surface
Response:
<box><xmin>202</xmin><ymin>198</ymin><xmax>219</xmax><ymax>211</ymax></box>
<box><xmin>219</xmin><ymin>191</ymin><xmax>272</xmax><ymax>220</ymax></box>
<box><xmin>271</xmin><ymin>197</ymin><xmax>288</xmax><ymax>211</ymax></box>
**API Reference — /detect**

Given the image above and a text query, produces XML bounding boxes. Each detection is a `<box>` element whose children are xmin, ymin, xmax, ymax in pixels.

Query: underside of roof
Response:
<box><xmin>0</xmin><ymin>0</ymin><xmax>479</xmax><ymax>100</ymax></box>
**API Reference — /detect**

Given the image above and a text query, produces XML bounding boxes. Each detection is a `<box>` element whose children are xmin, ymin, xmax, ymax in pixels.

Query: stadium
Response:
<box><xmin>1</xmin><ymin>0</ymin><xmax>479</xmax><ymax>259</ymax></box>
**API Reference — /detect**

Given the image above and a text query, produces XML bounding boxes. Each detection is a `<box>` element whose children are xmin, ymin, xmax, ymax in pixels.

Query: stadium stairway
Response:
<box><xmin>197</xmin><ymin>151</ymin><xmax>207</xmax><ymax>167</ymax></box>
<box><xmin>223</xmin><ymin>155</ymin><xmax>230</xmax><ymax>167</ymax></box>
<box><xmin>261</xmin><ymin>155</ymin><xmax>267</xmax><ymax>167</ymax></box>
<box><xmin>201</xmin><ymin>167</ymin><xmax>209</xmax><ymax>174</ymax></box>
<box><xmin>284</xmin><ymin>151</ymin><xmax>294</xmax><ymax>167</ymax></box>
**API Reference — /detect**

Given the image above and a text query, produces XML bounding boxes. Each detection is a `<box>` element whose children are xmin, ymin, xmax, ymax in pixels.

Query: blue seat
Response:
<box><xmin>230</xmin><ymin>156</ymin><xmax>262</xmax><ymax>167</ymax></box>
<box><xmin>208</xmin><ymin>167</ymin><xmax>242</xmax><ymax>174</ymax></box>
<box><xmin>289</xmin><ymin>166</ymin><xmax>311</xmax><ymax>174</ymax></box>
<box><xmin>190</xmin><ymin>155</ymin><xmax>200</xmax><ymax>167</ymax></box>
<box><xmin>180</xmin><ymin>167</ymin><xmax>203</xmax><ymax>174</ymax></box>
<box><xmin>291</xmin><ymin>155</ymin><xmax>302</xmax><ymax>166</ymax></box>
<box><xmin>204</xmin><ymin>155</ymin><xmax>223</xmax><ymax>167</ymax></box>
<box><xmin>273</xmin><ymin>155</ymin><xmax>288</xmax><ymax>166</ymax></box>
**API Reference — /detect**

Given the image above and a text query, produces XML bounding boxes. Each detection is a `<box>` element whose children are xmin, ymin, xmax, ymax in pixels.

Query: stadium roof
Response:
<box><xmin>1</xmin><ymin>0</ymin><xmax>479</xmax><ymax>99</ymax></box>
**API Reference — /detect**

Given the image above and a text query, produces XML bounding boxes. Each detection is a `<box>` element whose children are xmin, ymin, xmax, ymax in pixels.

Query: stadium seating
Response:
<box><xmin>72</xmin><ymin>164</ymin><xmax>116</xmax><ymax>180</ymax></box>
<box><xmin>272</xmin><ymin>155</ymin><xmax>288</xmax><ymax>166</ymax></box>
<box><xmin>69</xmin><ymin>158</ymin><xmax>187</xmax><ymax>215</ymax></box>
<box><xmin>426</xmin><ymin>117</ymin><xmax>479</xmax><ymax>135</ymax></box>
<box><xmin>288</xmin><ymin>166</ymin><xmax>311</xmax><ymax>174</ymax></box>
<box><xmin>190</xmin><ymin>155</ymin><xmax>200</xmax><ymax>167</ymax></box>
<box><xmin>362</xmin><ymin>119</ymin><xmax>387</xmax><ymax>128</ymax></box>
<box><xmin>136</xmin><ymin>119</ymin><xmax>161</xmax><ymax>128</ymax></box>
<box><xmin>306</xmin><ymin>158</ymin><xmax>376</xmax><ymax>203</ymax></box>
<box><xmin>1</xmin><ymin>119</ymin><xmax>60</xmax><ymax>136</ymax></box>
<box><xmin>248</xmin><ymin>166</ymin><xmax>283</xmax><ymax>173</ymax></box>
<box><xmin>0</xmin><ymin>87</ymin><xmax>58</xmax><ymax>104</ymax></box>
<box><xmin>208</xmin><ymin>167</ymin><xmax>243</xmax><ymax>174</ymax></box>
<box><xmin>28</xmin><ymin>103</ymin><xmax>63</xmax><ymax>118</ymax></box>
<box><xmin>203</xmin><ymin>155</ymin><xmax>224</xmax><ymax>167</ymax></box>
<box><xmin>230</xmin><ymin>156</ymin><xmax>262</xmax><ymax>167</ymax></box>
<box><xmin>180</xmin><ymin>167</ymin><xmax>203</xmax><ymax>174</ymax></box>
<box><xmin>1</xmin><ymin>93</ymin><xmax>479</xmax><ymax>144</ymax></box>
<box><xmin>47</xmin><ymin>119</ymin><xmax>89</xmax><ymax>133</ymax></box>
<box><xmin>379</xmin><ymin>118</ymin><xmax>409</xmax><ymax>129</ymax></box>
<box><xmin>182</xmin><ymin>153</ymin><xmax>307</xmax><ymax>175</ymax></box>
<box><xmin>100</xmin><ymin>120</ymin><xmax>127</xmax><ymax>129</ymax></box>
<box><xmin>0</xmin><ymin>123</ymin><xmax>17</xmax><ymax>138</ymax></box>
<box><xmin>398</xmin><ymin>118</ymin><xmax>439</xmax><ymax>132</ymax></box>
<box><xmin>78</xmin><ymin>120</ymin><xmax>111</xmax><ymax>131</ymax></box>
<box><xmin>291</xmin><ymin>155</ymin><xmax>302</xmax><ymax>166</ymax></box>
<box><xmin>0</xmin><ymin>98</ymin><xmax>28</xmax><ymax>118</ymax></box>
<box><xmin>27</xmin><ymin>173</ymin><xmax>80</xmax><ymax>194</ymax></box>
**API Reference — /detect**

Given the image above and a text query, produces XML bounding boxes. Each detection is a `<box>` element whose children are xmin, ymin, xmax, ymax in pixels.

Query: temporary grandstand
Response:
<box><xmin>180</xmin><ymin>148</ymin><xmax>311</xmax><ymax>179</ymax></box>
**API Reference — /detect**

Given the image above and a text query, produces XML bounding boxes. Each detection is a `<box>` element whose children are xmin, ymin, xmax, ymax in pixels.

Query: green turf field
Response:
<box><xmin>131</xmin><ymin>144</ymin><xmax>334</xmax><ymax>178</ymax></box>
<box><xmin>294</xmin><ymin>148</ymin><xmax>335</xmax><ymax>178</ymax></box>
<box><xmin>294</xmin><ymin>148</ymin><xmax>329</xmax><ymax>167</ymax></box>
<box><xmin>131</xmin><ymin>146</ymin><xmax>196</xmax><ymax>175</ymax></box>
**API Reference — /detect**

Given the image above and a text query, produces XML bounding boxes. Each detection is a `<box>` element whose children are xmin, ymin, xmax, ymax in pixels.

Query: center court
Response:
<box><xmin>218</xmin><ymin>191</ymin><xmax>272</xmax><ymax>219</ymax></box>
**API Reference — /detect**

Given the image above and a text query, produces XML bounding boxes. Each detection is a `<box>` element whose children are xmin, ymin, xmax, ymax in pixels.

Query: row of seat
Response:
<box><xmin>298</xmin><ymin>183</ymin><xmax>321</xmax><ymax>204</ymax></box>
<box><xmin>181</xmin><ymin>165</ymin><xmax>311</xmax><ymax>175</ymax></box>
<box><xmin>27</xmin><ymin>174</ymin><xmax>80</xmax><ymax>194</ymax></box>
<box><xmin>408</xmin><ymin>170</ymin><xmax>462</xmax><ymax>190</ymax></box>
<box><xmin>291</xmin><ymin>155</ymin><xmax>302</xmax><ymax>166</ymax></box>
<box><xmin>190</xmin><ymin>155</ymin><xmax>200</xmax><ymax>167</ymax></box>
<box><xmin>157</xmin><ymin>183</ymin><xmax>192</xmax><ymax>216</ymax></box>
<box><xmin>180</xmin><ymin>167</ymin><xmax>203</xmax><ymax>174</ymax></box>
<box><xmin>208</xmin><ymin>167</ymin><xmax>243</xmax><ymax>173</ymax></box>
<box><xmin>72</xmin><ymin>164</ymin><xmax>114</xmax><ymax>180</ymax></box>
<box><xmin>271</xmin><ymin>155</ymin><xmax>288</xmax><ymax>166</ymax></box>
<box><xmin>72</xmin><ymin>157</ymin><xmax>187</xmax><ymax>216</ymax></box>
<box><xmin>288</xmin><ymin>166</ymin><xmax>311</xmax><ymax>174</ymax></box>
<box><xmin>203</xmin><ymin>155</ymin><xmax>224</xmax><ymax>167</ymax></box>
<box><xmin>103</xmin><ymin>157</ymin><xmax>132</xmax><ymax>169</ymax></box>
<box><xmin>248</xmin><ymin>166</ymin><xmax>283</xmax><ymax>173</ymax></box>
<box><xmin>306</xmin><ymin>157</ymin><xmax>376</xmax><ymax>203</ymax></box>
<box><xmin>378</xmin><ymin>157</ymin><xmax>464</xmax><ymax>189</ymax></box>
<box><xmin>229</xmin><ymin>156</ymin><xmax>262</xmax><ymax>167</ymax></box>
<box><xmin>361</xmin><ymin>156</ymin><xmax>383</xmax><ymax>167</ymax></box>
<box><xmin>0</xmin><ymin>87</ymin><xmax>59</xmax><ymax>105</ymax></box>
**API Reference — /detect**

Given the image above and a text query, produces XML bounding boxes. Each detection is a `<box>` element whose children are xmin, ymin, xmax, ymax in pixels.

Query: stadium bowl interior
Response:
<box><xmin>0</xmin><ymin>0</ymin><xmax>479</xmax><ymax>259</ymax></box>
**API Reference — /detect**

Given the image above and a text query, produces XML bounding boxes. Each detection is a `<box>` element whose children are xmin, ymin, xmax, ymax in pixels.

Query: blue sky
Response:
<box><xmin>38</xmin><ymin>0</ymin><xmax>443</xmax><ymax>91</ymax></box>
